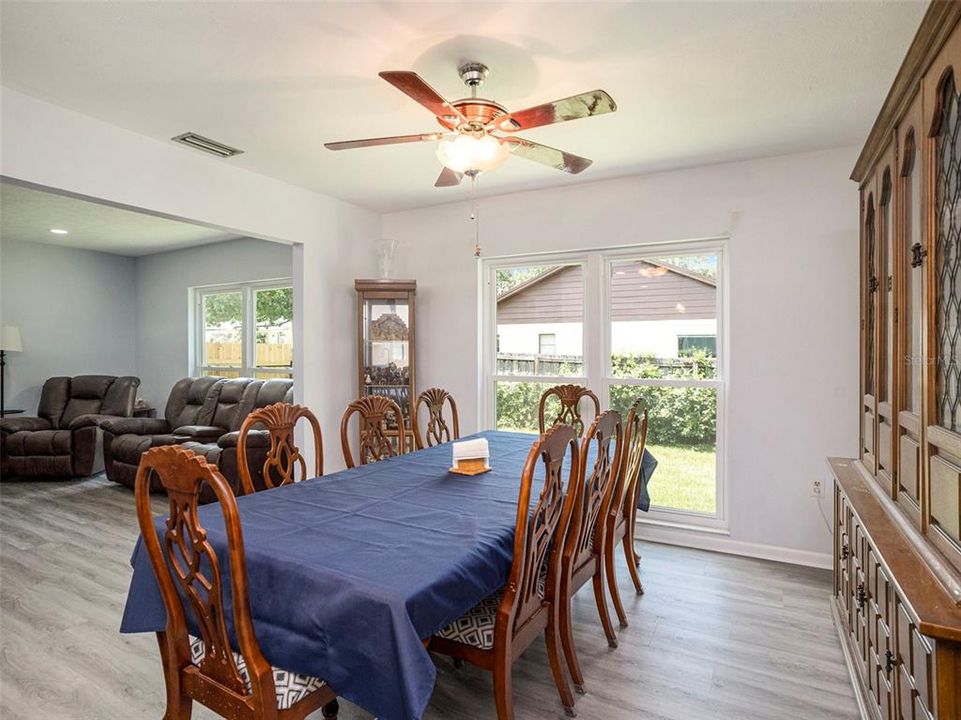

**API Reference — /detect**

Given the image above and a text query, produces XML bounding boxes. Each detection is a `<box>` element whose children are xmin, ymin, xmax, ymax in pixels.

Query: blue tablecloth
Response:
<box><xmin>120</xmin><ymin>430</ymin><xmax>656</xmax><ymax>720</ymax></box>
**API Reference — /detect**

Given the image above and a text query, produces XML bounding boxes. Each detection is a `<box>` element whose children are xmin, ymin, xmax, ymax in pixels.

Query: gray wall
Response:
<box><xmin>0</xmin><ymin>239</ymin><xmax>137</xmax><ymax>413</ymax></box>
<box><xmin>135</xmin><ymin>237</ymin><xmax>292</xmax><ymax>409</ymax></box>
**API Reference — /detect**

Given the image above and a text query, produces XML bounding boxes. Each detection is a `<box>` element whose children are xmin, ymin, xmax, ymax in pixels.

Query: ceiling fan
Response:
<box><xmin>324</xmin><ymin>63</ymin><xmax>617</xmax><ymax>187</ymax></box>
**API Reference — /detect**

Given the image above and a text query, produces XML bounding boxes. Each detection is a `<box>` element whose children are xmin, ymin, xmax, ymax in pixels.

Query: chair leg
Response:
<box><xmin>592</xmin><ymin>570</ymin><xmax>618</xmax><ymax>649</ymax></box>
<box><xmin>605</xmin><ymin>540</ymin><xmax>629</xmax><ymax>629</ymax></box>
<box><xmin>623</xmin><ymin>534</ymin><xmax>644</xmax><ymax>595</ymax></box>
<box><xmin>545</xmin><ymin>616</ymin><xmax>577</xmax><ymax>717</ymax></box>
<box><xmin>322</xmin><ymin>699</ymin><xmax>339</xmax><ymax>719</ymax></box>
<box><xmin>558</xmin><ymin>578</ymin><xmax>585</xmax><ymax>694</ymax></box>
<box><xmin>492</xmin><ymin>655</ymin><xmax>514</xmax><ymax>720</ymax></box>
<box><xmin>157</xmin><ymin>632</ymin><xmax>192</xmax><ymax>720</ymax></box>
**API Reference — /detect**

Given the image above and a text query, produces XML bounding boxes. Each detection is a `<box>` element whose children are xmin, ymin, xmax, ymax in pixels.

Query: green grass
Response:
<box><xmin>646</xmin><ymin>442</ymin><xmax>716</xmax><ymax>514</ymax></box>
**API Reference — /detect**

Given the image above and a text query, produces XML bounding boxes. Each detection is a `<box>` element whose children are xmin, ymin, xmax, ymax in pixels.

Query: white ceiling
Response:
<box><xmin>0</xmin><ymin>182</ymin><xmax>241</xmax><ymax>256</ymax></box>
<box><xmin>0</xmin><ymin>1</ymin><xmax>927</xmax><ymax>213</ymax></box>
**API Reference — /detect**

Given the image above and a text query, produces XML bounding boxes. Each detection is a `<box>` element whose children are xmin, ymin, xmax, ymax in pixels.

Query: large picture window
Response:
<box><xmin>193</xmin><ymin>280</ymin><xmax>294</xmax><ymax>379</ymax></box>
<box><xmin>484</xmin><ymin>242</ymin><xmax>726</xmax><ymax>526</ymax></box>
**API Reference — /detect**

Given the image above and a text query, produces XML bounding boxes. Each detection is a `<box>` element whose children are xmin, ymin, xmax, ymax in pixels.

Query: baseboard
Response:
<box><xmin>636</xmin><ymin>522</ymin><xmax>833</xmax><ymax>570</ymax></box>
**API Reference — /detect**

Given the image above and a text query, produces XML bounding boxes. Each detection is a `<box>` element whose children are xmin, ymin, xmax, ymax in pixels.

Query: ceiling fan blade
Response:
<box><xmin>495</xmin><ymin>90</ymin><xmax>616</xmax><ymax>132</ymax></box>
<box><xmin>503</xmin><ymin>136</ymin><xmax>593</xmax><ymax>174</ymax></box>
<box><xmin>324</xmin><ymin>133</ymin><xmax>441</xmax><ymax>151</ymax></box>
<box><xmin>435</xmin><ymin>167</ymin><xmax>463</xmax><ymax>187</ymax></box>
<box><xmin>379</xmin><ymin>71</ymin><xmax>468</xmax><ymax>125</ymax></box>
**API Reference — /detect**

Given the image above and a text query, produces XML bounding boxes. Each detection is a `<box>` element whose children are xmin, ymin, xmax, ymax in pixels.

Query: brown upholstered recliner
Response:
<box><xmin>101</xmin><ymin>376</ymin><xmax>226</xmax><ymax>489</ymax></box>
<box><xmin>102</xmin><ymin>376</ymin><xmax>294</xmax><ymax>499</ymax></box>
<box><xmin>182</xmin><ymin>378</ymin><xmax>294</xmax><ymax>496</ymax></box>
<box><xmin>0</xmin><ymin>375</ymin><xmax>140</xmax><ymax>479</ymax></box>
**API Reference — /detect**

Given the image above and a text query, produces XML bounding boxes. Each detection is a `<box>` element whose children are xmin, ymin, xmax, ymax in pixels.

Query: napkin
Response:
<box><xmin>452</xmin><ymin>438</ymin><xmax>490</xmax><ymax>463</ymax></box>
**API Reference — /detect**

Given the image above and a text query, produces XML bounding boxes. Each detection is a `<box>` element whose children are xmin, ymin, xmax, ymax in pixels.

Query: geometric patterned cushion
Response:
<box><xmin>435</xmin><ymin>567</ymin><xmax>547</xmax><ymax>650</ymax></box>
<box><xmin>189</xmin><ymin>635</ymin><xmax>326</xmax><ymax>710</ymax></box>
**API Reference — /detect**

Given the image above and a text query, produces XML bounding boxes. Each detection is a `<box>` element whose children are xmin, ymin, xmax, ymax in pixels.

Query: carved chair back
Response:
<box><xmin>538</xmin><ymin>384</ymin><xmax>601</xmax><ymax>437</ymax></box>
<box><xmin>503</xmin><ymin>423</ymin><xmax>580</xmax><ymax>634</ymax></box>
<box><xmin>134</xmin><ymin>445</ymin><xmax>276</xmax><ymax>714</ymax></box>
<box><xmin>340</xmin><ymin>395</ymin><xmax>407</xmax><ymax>469</ymax></box>
<box><xmin>413</xmin><ymin>387</ymin><xmax>460</xmax><ymax>449</ymax></box>
<box><xmin>564</xmin><ymin>410</ymin><xmax>623</xmax><ymax>573</ymax></box>
<box><xmin>237</xmin><ymin>402</ymin><xmax>323</xmax><ymax>495</ymax></box>
<box><xmin>610</xmin><ymin>398</ymin><xmax>649</xmax><ymax>529</ymax></box>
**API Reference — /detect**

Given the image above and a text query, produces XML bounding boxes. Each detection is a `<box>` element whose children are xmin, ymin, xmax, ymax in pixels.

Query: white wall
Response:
<box><xmin>0</xmin><ymin>239</ymin><xmax>137</xmax><ymax>413</ymax></box>
<box><xmin>383</xmin><ymin>145</ymin><xmax>860</xmax><ymax>565</ymax></box>
<box><xmin>134</xmin><ymin>237</ymin><xmax>293</xmax><ymax>410</ymax></box>
<box><xmin>1</xmin><ymin>88</ymin><xmax>381</xmax><ymax>470</ymax></box>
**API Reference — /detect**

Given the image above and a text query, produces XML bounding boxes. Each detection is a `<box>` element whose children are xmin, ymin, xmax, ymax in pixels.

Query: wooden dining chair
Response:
<box><xmin>134</xmin><ymin>445</ymin><xmax>339</xmax><ymax>720</ymax></box>
<box><xmin>428</xmin><ymin>424</ymin><xmax>582</xmax><ymax>720</ymax></box>
<box><xmin>339</xmin><ymin>395</ymin><xmax>407</xmax><ymax>469</ymax></box>
<box><xmin>605</xmin><ymin>397</ymin><xmax>650</xmax><ymax>627</ymax></box>
<box><xmin>413</xmin><ymin>387</ymin><xmax>460</xmax><ymax>449</ymax></box>
<box><xmin>538</xmin><ymin>384</ymin><xmax>601</xmax><ymax>437</ymax></box>
<box><xmin>237</xmin><ymin>402</ymin><xmax>323</xmax><ymax>495</ymax></box>
<box><xmin>558</xmin><ymin>409</ymin><xmax>623</xmax><ymax>696</ymax></box>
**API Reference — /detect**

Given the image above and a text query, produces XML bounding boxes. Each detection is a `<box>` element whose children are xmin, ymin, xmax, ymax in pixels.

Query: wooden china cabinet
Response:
<box><xmin>354</xmin><ymin>279</ymin><xmax>416</xmax><ymax>447</ymax></box>
<box><xmin>833</xmin><ymin>3</ymin><xmax>961</xmax><ymax>719</ymax></box>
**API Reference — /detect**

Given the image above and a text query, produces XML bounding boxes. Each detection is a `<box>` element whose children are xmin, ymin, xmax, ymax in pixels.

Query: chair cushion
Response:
<box><xmin>110</xmin><ymin>433</ymin><xmax>186</xmax><ymax>464</ymax></box>
<box><xmin>5</xmin><ymin>429</ymin><xmax>72</xmax><ymax>456</ymax></box>
<box><xmin>435</xmin><ymin>568</ymin><xmax>547</xmax><ymax>650</ymax></box>
<box><xmin>188</xmin><ymin>636</ymin><xmax>325</xmax><ymax>710</ymax></box>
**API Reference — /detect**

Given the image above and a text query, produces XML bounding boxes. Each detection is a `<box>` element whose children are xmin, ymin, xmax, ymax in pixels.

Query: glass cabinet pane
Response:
<box><xmin>882</xmin><ymin>176</ymin><xmax>894</xmax><ymax>404</ymax></box>
<box><xmin>906</xmin><ymin>143</ymin><xmax>923</xmax><ymax>415</ymax></box>
<box><xmin>865</xmin><ymin>199</ymin><xmax>877</xmax><ymax>398</ymax></box>
<box><xmin>935</xmin><ymin>74</ymin><xmax>961</xmax><ymax>434</ymax></box>
<box><xmin>363</xmin><ymin>296</ymin><xmax>411</xmax><ymax>428</ymax></box>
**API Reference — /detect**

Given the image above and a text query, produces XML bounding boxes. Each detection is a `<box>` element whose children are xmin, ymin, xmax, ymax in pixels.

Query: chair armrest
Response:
<box><xmin>218</xmin><ymin>430</ymin><xmax>271</xmax><ymax>449</ymax></box>
<box><xmin>172</xmin><ymin>425</ymin><xmax>227</xmax><ymax>441</ymax></box>
<box><xmin>99</xmin><ymin>417</ymin><xmax>170</xmax><ymax>435</ymax></box>
<box><xmin>0</xmin><ymin>416</ymin><xmax>52</xmax><ymax>434</ymax></box>
<box><xmin>67</xmin><ymin>414</ymin><xmax>120</xmax><ymax>430</ymax></box>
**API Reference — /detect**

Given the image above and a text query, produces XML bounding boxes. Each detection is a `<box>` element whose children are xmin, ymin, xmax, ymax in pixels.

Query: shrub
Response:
<box><xmin>495</xmin><ymin>349</ymin><xmax>717</xmax><ymax>446</ymax></box>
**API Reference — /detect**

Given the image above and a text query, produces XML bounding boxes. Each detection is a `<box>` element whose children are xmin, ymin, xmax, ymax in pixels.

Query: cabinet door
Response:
<box><xmin>897</xmin><ymin>93</ymin><xmax>926</xmax><ymax>522</ymax></box>
<box><xmin>923</xmin><ymin>28</ymin><xmax>961</xmax><ymax>569</ymax></box>
<box><xmin>878</xmin><ymin>142</ymin><xmax>899</xmax><ymax>495</ymax></box>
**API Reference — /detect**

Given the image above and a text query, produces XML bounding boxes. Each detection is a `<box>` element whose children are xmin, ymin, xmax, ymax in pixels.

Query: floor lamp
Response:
<box><xmin>0</xmin><ymin>326</ymin><xmax>23</xmax><ymax>415</ymax></box>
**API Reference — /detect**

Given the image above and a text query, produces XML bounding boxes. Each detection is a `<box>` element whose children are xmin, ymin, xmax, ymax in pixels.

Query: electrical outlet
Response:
<box><xmin>811</xmin><ymin>479</ymin><xmax>824</xmax><ymax>497</ymax></box>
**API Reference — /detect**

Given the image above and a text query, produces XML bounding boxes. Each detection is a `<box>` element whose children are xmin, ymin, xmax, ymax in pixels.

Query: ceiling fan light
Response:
<box><xmin>436</xmin><ymin>133</ymin><xmax>509</xmax><ymax>174</ymax></box>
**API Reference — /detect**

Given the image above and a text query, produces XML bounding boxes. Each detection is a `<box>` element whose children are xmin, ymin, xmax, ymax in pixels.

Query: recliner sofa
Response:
<box><xmin>102</xmin><ymin>376</ymin><xmax>293</xmax><ymax>498</ymax></box>
<box><xmin>0</xmin><ymin>375</ymin><xmax>140</xmax><ymax>479</ymax></box>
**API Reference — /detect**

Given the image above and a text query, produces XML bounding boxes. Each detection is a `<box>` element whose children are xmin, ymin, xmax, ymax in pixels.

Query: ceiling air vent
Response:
<box><xmin>171</xmin><ymin>132</ymin><xmax>244</xmax><ymax>158</ymax></box>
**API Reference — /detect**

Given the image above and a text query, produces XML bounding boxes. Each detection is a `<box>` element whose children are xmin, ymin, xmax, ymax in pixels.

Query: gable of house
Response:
<box><xmin>497</xmin><ymin>261</ymin><xmax>716</xmax><ymax>323</ymax></box>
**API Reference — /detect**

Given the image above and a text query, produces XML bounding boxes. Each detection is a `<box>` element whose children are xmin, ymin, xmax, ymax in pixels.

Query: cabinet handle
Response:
<box><xmin>885</xmin><ymin>649</ymin><xmax>896</xmax><ymax>674</ymax></box>
<box><xmin>856</xmin><ymin>583</ymin><xmax>867</xmax><ymax>610</ymax></box>
<box><xmin>841</xmin><ymin>544</ymin><xmax>849</xmax><ymax>560</ymax></box>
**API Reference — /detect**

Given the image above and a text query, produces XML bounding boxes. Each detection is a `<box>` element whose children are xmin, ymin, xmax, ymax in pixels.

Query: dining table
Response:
<box><xmin>120</xmin><ymin>430</ymin><xmax>657</xmax><ymax>720</ymax></box>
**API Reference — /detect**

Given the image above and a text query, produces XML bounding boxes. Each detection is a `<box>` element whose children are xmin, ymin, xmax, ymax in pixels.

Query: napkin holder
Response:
<box><xmin>450</xmin><ymin>438</ymin><xmax>491</xmax><ymax>476</ymax></box>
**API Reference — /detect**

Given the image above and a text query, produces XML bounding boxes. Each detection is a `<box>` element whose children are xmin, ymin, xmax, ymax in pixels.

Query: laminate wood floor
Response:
<box><xmin>0</xmin><ymin>475</ymin><xmax>859</xmax><ymax>720</ymax></box>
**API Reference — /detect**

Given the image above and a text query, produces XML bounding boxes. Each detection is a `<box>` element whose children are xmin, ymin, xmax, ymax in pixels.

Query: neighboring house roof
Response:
<box><xmin>497</xmin><ymin>261</ymin><xmax>716</xmax><ymax>324</ymax></box>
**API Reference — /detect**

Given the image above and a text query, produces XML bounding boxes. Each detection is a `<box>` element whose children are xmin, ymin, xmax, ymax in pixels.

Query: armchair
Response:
<box><xmin>1</xmin><ymin>375</ymin><xmax>140</xmax><ymax>479</ymax></box>
<box><xmin>102</xmin><ymin>376</ymin><xmax>224</xmax><ymax>489</ymax></box>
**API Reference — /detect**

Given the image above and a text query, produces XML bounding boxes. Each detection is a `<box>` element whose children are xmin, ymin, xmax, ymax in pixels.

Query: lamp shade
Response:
<box><xmin>1</xmin><ymin>326</ymin><xmax>23</xmax><ymax>352</ymax></box>
<box><xmin>435</xmin><ymin>133</ymin><xmax>510</xmax><ymax>175</ymax></box>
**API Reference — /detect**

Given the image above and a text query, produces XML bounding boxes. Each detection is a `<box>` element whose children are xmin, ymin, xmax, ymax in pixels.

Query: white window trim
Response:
<box><xmin>192</xmin><ymin>278</ymin><xmax>294</xmax><ymax>378</ymax></box>
<box><xmin>480</xmin><ymin>238</ymin><xmax>729</xmax><ymax>532</ymax></box>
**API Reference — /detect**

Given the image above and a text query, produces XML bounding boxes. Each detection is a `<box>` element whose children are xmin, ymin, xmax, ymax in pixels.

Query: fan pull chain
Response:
<box><xmin>470</xmin><ymin>174</ymin><xmax>481</xmax><ymax>257</ymax></box>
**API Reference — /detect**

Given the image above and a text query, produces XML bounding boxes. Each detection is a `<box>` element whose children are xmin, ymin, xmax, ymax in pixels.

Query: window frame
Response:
<box><xmin>192</xmin><ymin>278</ymin><xmax>294</xmax><ymax>379</ymax></box>
<box><xmin>481</xmin><ymin>239</ymin><xmax>728</xmax><ymax>531</ymax></box>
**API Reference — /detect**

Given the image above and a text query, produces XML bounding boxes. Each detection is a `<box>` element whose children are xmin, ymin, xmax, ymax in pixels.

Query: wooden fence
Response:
<box><xmin>205</xmin><ymin>342</ymin><xmax>293</xmax><ymax>368</ymax></box>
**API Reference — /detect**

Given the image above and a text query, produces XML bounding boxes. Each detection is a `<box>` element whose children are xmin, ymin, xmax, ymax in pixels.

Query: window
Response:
<box><xmin>678</xmin><ymin>335</ymin><xmax>716</xmax><ymax>357</ymax></box>
<box><xmin>194</xmin><ymin>280</ymin><xmax>293</xmax><ymax>379</ymax></box>
<box><xmin>484</xmin><ymin>242</ymin><xmax>726</xmax><ymax>527</ymax></box>
<box><xmin>538</xmin><ymin>333</ymin><xmax>557</xmax><ymax>356</ymax></box>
